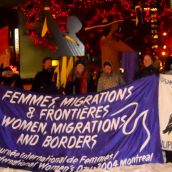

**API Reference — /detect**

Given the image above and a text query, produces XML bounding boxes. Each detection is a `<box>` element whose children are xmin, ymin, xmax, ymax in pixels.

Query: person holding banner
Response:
<box><xmin>0</xmin><ymin>66</ymin><xmax>23</xmax><ymax>88</ymax></box>
<box><xmin>65</xmin><ymin>59</ymin><xmax>89</xmax><ymax>94</ymax></box>
<box><xmin>32</xmin><ymin>57</ymin><xmax>57</xmax><ymax>94</ymax></box>
<box><xmin>135</xmin><ymin>54</ymin><xmax>159</xmax><ymax>79</ymax></box>
<box><xmin>97</xmin><ymin>61</ymin><xmax>125</xmax><ymax>92</ymax></box>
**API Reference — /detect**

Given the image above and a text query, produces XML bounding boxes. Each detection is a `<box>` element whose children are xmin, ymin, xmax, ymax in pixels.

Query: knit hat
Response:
<box><xmin>103</xmin><ymin>61</ymin><xmax>112</xmax><ymax>67</ymax></box>
<box><xmin>75</xmin><ymin>60</ymin><xmax>86</xmax><ymax>67</ymax></box>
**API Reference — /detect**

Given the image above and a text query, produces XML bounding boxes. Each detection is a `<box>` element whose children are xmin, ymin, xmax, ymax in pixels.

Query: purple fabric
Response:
<box><xmin>122</xmin><ymin>50</ymin><xmax>138</xmax><ymax>83</ymax></box>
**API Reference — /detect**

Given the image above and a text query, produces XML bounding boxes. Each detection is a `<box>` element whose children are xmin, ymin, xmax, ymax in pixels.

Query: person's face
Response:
<box><xmin>43</xmin><ymin>59</ymin><xmax>52</xmax><ymax>70</ymax></box>
<box><xmin>76</xmin><ymin>64</ymin><xmax>85</xmax><ymax>74</ymax></box>
<box><xmin>104</xmin><ymin>65</ymin><xmax>112</xmax><ymax>74</ymax></box>
<box><xmin>143</xmin><ymin>55</ymin><xmax>153</xmax><ymax>67</ymax></box>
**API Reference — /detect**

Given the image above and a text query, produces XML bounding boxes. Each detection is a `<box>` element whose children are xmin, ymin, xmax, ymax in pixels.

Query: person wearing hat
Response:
<box><xmin>65</xmin><ymin>59</ymin><xmax>89</xmax><ymax>94</ymax></box>
<box><xmin>97</xmin><ymin>61</ymin><xmax>125</xmax><ymax>92</ymax></box>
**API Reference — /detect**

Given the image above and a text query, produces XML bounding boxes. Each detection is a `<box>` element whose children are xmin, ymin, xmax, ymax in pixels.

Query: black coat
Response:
<box><xmin>135</xmin><ymin>64</ymin><xmax>159</xmax><ymax>79</ymax></box>
<box><xmin>32</xmin><ymin>69</ymin><xmax>57</xmax><ymax>94</ymax></box>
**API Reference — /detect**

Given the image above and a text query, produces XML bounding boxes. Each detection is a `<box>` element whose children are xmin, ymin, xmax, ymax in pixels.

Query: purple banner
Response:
<box><xmin>0</xmin><ymin>75</ymin><xmax>163</xmax><ymax>171</ymax></box>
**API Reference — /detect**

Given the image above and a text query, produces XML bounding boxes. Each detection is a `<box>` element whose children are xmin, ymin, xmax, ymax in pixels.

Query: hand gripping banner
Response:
<box><xmin>0</xmin><ymin>75</ymin><xmax>163</xmax><ymax>171</ymax></box>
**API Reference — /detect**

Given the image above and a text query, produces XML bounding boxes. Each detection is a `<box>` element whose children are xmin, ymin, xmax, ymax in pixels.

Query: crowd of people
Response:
<box><xmin>29</xmin><ymin>53</ymin><xmax>164</xmax><ymax>95</ymax></box>
<box><xmin>0</xmin><ymin>54</ymin><xmax>172</xmax><ymax>163</ymax></box>
<box><xmin>0</xmin><ymin>53</ymin><xmax>169</xmax><ymax>96</ymax></box>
